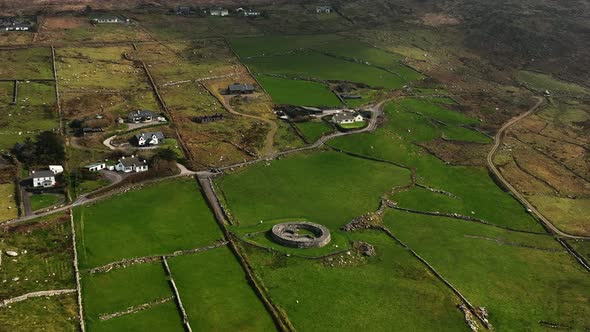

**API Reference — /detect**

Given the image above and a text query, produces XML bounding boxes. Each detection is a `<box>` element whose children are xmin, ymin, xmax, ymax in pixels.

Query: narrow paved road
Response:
<box><xmin>2</xmin><ymin>100</ymin><xmax>386</xmax><ymax>226</ymax></box>
<box><xmin>487</xmin><ymin>96</ymin><xmax>590</xmax><ymax>241</ymax></box>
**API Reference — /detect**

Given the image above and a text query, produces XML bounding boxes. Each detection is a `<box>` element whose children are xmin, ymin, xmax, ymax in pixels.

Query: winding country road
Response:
<box><xmin>486</xmin><ymin>96</ymin><xmax>590</xmax><ymax>241</ymax></box>
<box><xmin>2</xmin><ymin>98</ymin><xmax>384</xmax><ymax>228</ymax></box>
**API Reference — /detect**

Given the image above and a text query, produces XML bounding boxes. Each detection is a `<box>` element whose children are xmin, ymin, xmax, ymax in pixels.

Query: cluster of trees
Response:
<box><xmin>12</xmin><ymin>131</ymin><xmax>65</xmax><ymax>166</ymax></box>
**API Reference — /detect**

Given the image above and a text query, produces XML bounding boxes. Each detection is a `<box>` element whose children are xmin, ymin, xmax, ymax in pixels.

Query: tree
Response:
<box><xmin>155</xmin><ymin>148</ymin><xmax>177</xmax><ymax>161</ymax></box>
<box><xmin>12</xmin><ymin>131</ymin><xmax>64</xmax><ymax>166</ymax></box>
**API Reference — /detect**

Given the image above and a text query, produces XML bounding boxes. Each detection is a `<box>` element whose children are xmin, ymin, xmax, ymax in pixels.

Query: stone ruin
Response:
<box><xmin>270</xmin><ymin>222</ymin><xmax>331</xmax><ymax>248</ymax></box>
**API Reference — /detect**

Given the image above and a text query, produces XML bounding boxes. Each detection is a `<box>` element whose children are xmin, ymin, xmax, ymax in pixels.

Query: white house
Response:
<box><xmin>32</xmin><ymin>170</ymin><xmax>56</xmax><ymax>188</ymax></box>
<box><xmin>237</xmin><ymin>8</ymin><xmax>261</xmax><ymax>16</ymax></box>
<box><xmin>135</xmin><ymin>132</ymin><xmax>165</xmax><ymax>147</ymax></box>
<box><xmin>85</xmin><ymin>162</ymin><xmax>106</xmax><ymax>172</ymax></box>
<box><xmin>92</xmin><ymin>16</ymin><xmax>128</xmax><ymax>24</ymax></box>
<box><xmin>210</xmin><ymin>8</ymin><xmax>229</xmax><ymax>16</ymax></box>
<box><xmin>49</xmin><ymin>165</ymin><xmax>64</xmax><ymax>174</ymax></box>
<box><xmin>316</xmin><ymin>6</ymin><xmax>333</xmax><ymax>14</ymax></box>
<box><xmin>332</xmin><ymin>111</ymin><xmax>364</xmax><ymax>125</ymax></box>
<box><xmin>115</xmin><ymin>156</ymin><xmax>149</xmax><ymax>173</ymax></box>
<box><xmin>127</xmin><ymin>110</ymin><xmax>157</xmax><ymax>123</ymax></box>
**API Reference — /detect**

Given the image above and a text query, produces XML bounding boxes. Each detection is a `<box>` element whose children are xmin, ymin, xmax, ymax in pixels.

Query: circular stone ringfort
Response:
<box><xmin>270</xmin><ymin>222</ymin><xmax>331</xmax><ymax>248</ymax></box>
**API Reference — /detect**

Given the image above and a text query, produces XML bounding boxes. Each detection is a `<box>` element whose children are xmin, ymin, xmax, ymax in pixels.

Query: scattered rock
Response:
<box><xmin>356</xmin><ymin>241</ymin><xmax>376</xmax><ymax>257</ymax></box>
<box><xmin>5</xmin><ymin>251</ymin><xmax>18</xmax><ymax>257</ymax></box>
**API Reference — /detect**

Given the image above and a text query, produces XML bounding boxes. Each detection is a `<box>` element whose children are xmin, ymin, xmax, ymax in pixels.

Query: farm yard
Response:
<box><xmin>0</xmin><ymin>3</ymin><xmax>588</xmax><ymax>332</ymax></box>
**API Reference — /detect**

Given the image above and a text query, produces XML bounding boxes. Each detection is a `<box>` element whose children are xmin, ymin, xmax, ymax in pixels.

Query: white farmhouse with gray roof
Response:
<box><xmin>32</xmin><ymin>170</ymin><xmax>56</xmax><ymax>188</ymax></box>
<box><xmin>127</xmin><ymin>110</ymin><xmax>157</xmax><ymax>123</ymax></box>
<box><xmin>316</xmin><ymin>6</ymin><xmax>333</xmax><ymax>13</ymax></box>
<box><xmin>115</xmin><ymin>156</ymin><xmax>148</xmax><ymax>173</ymax></box>
<box><xmin>209</xmin><ymin>7</ymin><xmax>229</xmax><ymax>16</ymax></box>
<box><xmin>332</xmin><ymin>111</ymin><xmax>364</xmax><ymax>125</ymax></box>
<box><xmin>135</xmin><ymin>132</ymin><xmax>165</xmax><ymax>147</ymax></box>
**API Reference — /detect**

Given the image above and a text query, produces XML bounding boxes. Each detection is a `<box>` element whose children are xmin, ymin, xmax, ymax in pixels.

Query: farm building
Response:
<box><xmin>316</xmin><ymin>6</ymin><xmax>334</xmax><ymax>14</ymax></box>
<box><xmin>0</xmin><ymin>18</ymin><xmax>34</xmax><ymax>31</ymax></box>
<box><xmin>227</xmin><ymin>83</ymin><xmax>255</xmax><ymax>95</ymax></box>
<box><xmin>114</xmin><ymin>156</ymin><xmax>148</xmax><ymax>173</ymax></box>
<box><xmin>209</xmin><ymin>8</ymin><xmax>229</xmax><ymax>16</ymax></box>
<box><xmin>176</xmin><ymin>6</ymin><xmax>191</xmax><ymax>15</ymax></box>
<box><xmin>127</xmin><ymin>110</ymin><xmax>157</xmax><ymax>123</ymax></box>
<box><xmin>91</xmin><ymin>16</ymin><xmax>128</xmax><ymax>24</ymax></box>
<box><xmin>85</xmin><ymin>162</ymin><xmax>106</xmax><ymax>172</ymax></box>
<box><xmin>49</xmin><ymin>165</ymin><xmax>64</xmax><ymax>174</ymax></box>
<box><xmin>237</xmin><ymin>8</ymin><xmax>261</xmax><ymax>16</ymax></box>
<box><xmin>135</xmin><ymin>132</ymin><xmax>165</xmax><ymax>147</ymax></box>
<box><xmin>332</xmin><ymin>111</ymin><xmax>364</xmax><ymax>125</ymax></box>
<box><xmin>193</xmin><ymin>114</ymin><xmax>224</xmax><ymax>123</ymax></box>
<box><xmin>78</xmin><ymin>127</ymin><xmax>104</xmax><ymax>136</ymax></box>
<box><xmin>32</xmin><ymin>170</ymin><xmax>56</xmax><ymax>188</ymax></box>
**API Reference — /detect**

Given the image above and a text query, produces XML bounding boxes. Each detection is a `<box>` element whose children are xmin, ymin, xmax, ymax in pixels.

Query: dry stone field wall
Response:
<box><xmin>270</xmin><ymin>222</ymin><xmax>331</xmax><ymax>248</ymax></box>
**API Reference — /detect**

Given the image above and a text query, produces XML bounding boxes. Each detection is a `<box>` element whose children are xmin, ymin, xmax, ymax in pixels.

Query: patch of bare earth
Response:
<box><xmin>418</xmin><ymin>139</ymin><xmax>489</xmax><ymax>166</ymax></box>
<box><xmin>421</xmin><ymin>13</ymin><xmax>461</xmax><ymax>27</ymax></box>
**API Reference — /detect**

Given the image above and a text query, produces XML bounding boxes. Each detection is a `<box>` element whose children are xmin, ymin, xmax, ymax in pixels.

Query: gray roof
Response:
<box><xmin>128</xmin><ymin>110</ymin><xmax>156</xmax><ymax>118</ymax></box>
<box><xmin>32</xmin><ymin>170</ymin><xmax>55</xmax><ymax>179</ymax></box>
<box><xmin>228</xmin><ymin>83</ymin><xmax>255</xmax><ymax>92</ymax></box>
<box><xmin>333</xmin><ymin>112</ymin><xmax>359</xmax><ymax>122</ymax></box>
<box><xmin>0</xmin><ymin>18</ymin><xmax>33</xmax><ymax>28</ymax></box>
<box><xmin>119</xmin><ymin>156</ymin><xmax>147</xmax><ymax>168</ymax></box>
<box><xmin>135</xmin><ymin>132</ymin><xmax>165</xmax><ymax>141</ymax></box>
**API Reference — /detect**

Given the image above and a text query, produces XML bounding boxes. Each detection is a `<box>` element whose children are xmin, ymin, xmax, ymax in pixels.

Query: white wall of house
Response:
<box><xmin>87</xmin><ymin>163</ymin><xmax>106</xmax><ymax>172</ymax></box>
<box><xmin>49</xmin><ymin>165</ymin><xmax>64</xmax><ymax>174</ymax></box>
<box><xmin>33</xmin><ymin>176</ymin><xmax>56</xmax><ymax>188</ymax></box>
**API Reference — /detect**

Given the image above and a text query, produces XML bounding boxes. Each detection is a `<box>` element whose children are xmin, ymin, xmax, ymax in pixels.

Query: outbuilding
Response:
<box><xmin>227</xmin><ymin>83</ymin><xmax>255</xmax><ymax>95</ymax></box>
<box><xmin>209</xmin><ymin>8</ymin><xmax>229</xmax><ymax>16</ymax></box>
<box><xmin>85</xmin><ymin>162</ymin><xmax>106</xmax><ymax>172</ymax></box>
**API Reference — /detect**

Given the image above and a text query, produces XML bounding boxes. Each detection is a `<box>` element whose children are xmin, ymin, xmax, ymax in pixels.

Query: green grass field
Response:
<box><xmin>218</xmin><ymin>150</ymin><xmax>411</xmax><ymax>230</ymax></box>
<box><xmin>245</xmin><ymin>51</ymin><xmax>406</xmax><ymax>89</ymax></box>
<box><xmin>257</xmin><ymin>75</ymin><xmax>342</xmax><ymax>106</ymax></box>
<box><xmin>0</xmin><ymin>213</ymin><xmax>74</xmax><ymax>300</ymax></box>
<box><xmin>231</xmin><ymin>34</ymin><xmax>345</xmax><ymax>58</ymax></box>
<box><xmin>295</xmin><ymin>120</ymin><xmax>334</xmax><ymax>143</ymax></box>
<box><xmin>245</xmin><ymin>230</ymin><xmax>467</xmax><ymax>331</ymax></box>
<box><xmin>57</xmin><ymin>46</ymin><xmax>148</xmax><ymax>91</ymax></box>
<box><xmin>0</xmin><ymin>81</ymin><xmax>58</xmax><ymax>151</ymax></box>
<box><xmin>90</xmin><ymin>300</ymin><xmax>182</xmax><ymax>332</ymax></box>
<box><xmin>0</xmin><ymin>47</ymin><xmax>53</xmax><ymax>79</ymax></box>
<box><xmin>385</xmin><ymin>209</ymin><xmax>590</xmax><ymax>330</ymax></box>
<box><xmin>231</xmin><ymin>217</ymin><xmax>351</xmax><ymax>257</ymax></box>
<box><xmin>515</xmin><ymin>70</ymin><xmax>590</xmax><ymax>96</ymax></box>
<box><xmin>329</xmin><ymin>100</ymin><xmax>541</xmax><ymax>232</ymax></box>
<box><xmin>82</xmin><ymin>262</ymin><xmax>174</xmax><ymax>329</ymax></box>
<box><xmin>312</xmin><ymin>40</ymin><xmax>423</xmax><ymax>81</ymax></box>
<box><xmin>0</xmin><ymin>294</ymin><xmax>78</xmax><ymax>332</ymax></box>
<box><xmin>30</xmin><ymin>193</ymin><xmax>61</xmax><ymax>211</ymax></box>
<box><xmin>74</xmin><ymin>178</ymin><xmax>222</xmax><ymax>269</ymax></box>
<box><xmin>169</xmin><ymin>246</ymin><xmax>275</xmax><ymax>331</ymax></box>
